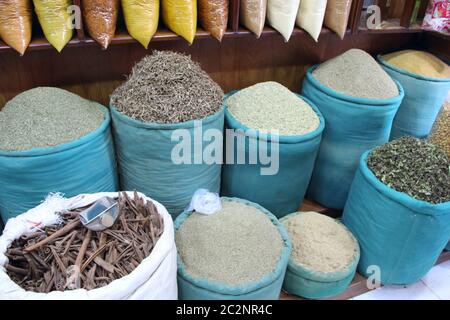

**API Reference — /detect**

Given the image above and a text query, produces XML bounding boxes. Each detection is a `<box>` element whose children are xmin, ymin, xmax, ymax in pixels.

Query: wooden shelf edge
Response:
<box><xmin>0</xmin><ymin>25</ymin><xmax>428</xmax><ymax>54</ymax></box>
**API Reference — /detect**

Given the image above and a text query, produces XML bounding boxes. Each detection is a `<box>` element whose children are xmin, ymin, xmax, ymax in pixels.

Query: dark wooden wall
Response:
<box><xmin>0</xmin><ymin>31</ymin><xmax>425</xmax><ymax>108</ymax></box>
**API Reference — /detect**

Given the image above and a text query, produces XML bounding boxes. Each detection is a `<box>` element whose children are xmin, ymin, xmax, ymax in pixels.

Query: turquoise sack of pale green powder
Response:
<box><xmin>174</xmin><ymin>197</ymin><xmax>292</xmax><ymax>300</ymax></box>
<box><xmin>0</xmin><ymin>103</ymin><xmax>118</xmax><ymax>222</ymax></box>
<box><xmin>221</xmin><ymin>90</ymin><xmax>325</xmax><ymax>218</ymax></box>
<box><xmin>342</xmin><ymin>151</ymin><xmax>450</xmax><ymax>285</ymax></box>
<box><xmin>302</xmin><ymin>65</ymin><xmax>404</xmax><ymax>210</ymax></box>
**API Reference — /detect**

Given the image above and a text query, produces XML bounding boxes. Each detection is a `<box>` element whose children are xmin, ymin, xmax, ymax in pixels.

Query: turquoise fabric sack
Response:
<box><xmin>378</xmin><ymin>55</ymin><xmax>450</xmax><ymax>140</ymax></box>
<box><xmin>281</xmin><ymin>212</ymin><xmax>360</xmax><ymax>299</ymax></box>
<box><xmin>342</xmin><ymin>151</ymin><xmax>450</xmax><ymax>285</ymax></box>
<box><xmin>221</xmin><ymin>93</ymin><xmax>325</xmax><ymax>218</ymax></box>
<box><xmin>111</xmin><ymin>107</ymin><xmax>224</xmax><ymax>218</ymax></box>
<box><xmin>175</xmin><ymin>197</ymin><xmax>292</xmax><ymax>300</ymax></box>
<box><xmin>0</xmin><ymin>105</ymin><xmax>118</xmax><ymax>222</ymax></box>
<box><xmin>302</xmin><ymin>66</ymin><xmax>404</xmax><ymax>210</ymax></box>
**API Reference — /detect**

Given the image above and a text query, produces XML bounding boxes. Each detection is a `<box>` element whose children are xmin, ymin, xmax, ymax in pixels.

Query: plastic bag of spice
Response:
<box><xmin>0</xmin><ymin>0</ymin><xmax>33</xmax><ymax>55</ymax></box>
<box><xmin>82</xmin><ymin>0</ymin><xmax>119</xmax><ymax>50</ymax></box>
<box><xmin>240</xmin><ymin>0</ymin><xmax>267</xmax><ymax>38</ymax></box>
<box><xmin>324</xmin><ymin>0</ymin><xmax>352</xmax><ymax>39</ymax></box>
<box><xmin>122</xmin><ymin>0</ymin><xmax>159</xmax><ymax>49</ymax></box>
<box><xmin>266</xmin><ymin>0</ymin><xmax>301</xmax><ymax>42</ymax></box>
<box><xmin>296</xmin><ymin>0</ymin><xmax>328</xmax><ymax>42</ymax></box>
<box><xmin>162</xmin><ymin>0</ymin><xmax>197</xmax><ymax>44</ymax></box>
<box><xmin>422</xmin><ymin>0</ymin><xmax>449</xmax><ymax>33</ymax></box>
<box><xmin>33</xmin><ymin>0</ymin><xmax>73</xmax><ymax>52</ymax></box>
<box><xmin>198</xmin><ymin>0</ymin><xmax>228</xmax><ymax>42</ymax></box>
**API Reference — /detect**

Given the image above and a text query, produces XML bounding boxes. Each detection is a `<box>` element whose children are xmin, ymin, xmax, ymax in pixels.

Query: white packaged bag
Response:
<box><xmin>0</xmin><ymin>192</ymin><xmax>178</xmax><ymax>300</ymax></box>
<box><xmin>297</xmin><ymin>0</ymin><xmax>328</xmax><ymax>42</ymax></box>
<box><xmin>267</xmin><ymin>0</ymin><xmax>301</xmax><ymax>42</ymax></box>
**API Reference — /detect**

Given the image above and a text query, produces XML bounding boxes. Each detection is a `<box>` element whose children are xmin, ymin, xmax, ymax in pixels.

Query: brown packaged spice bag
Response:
<box><xmin>198</xmin><ymin>0</ymin><xmax>228</xmax><ymax>41</ymax></box>
<box><xmin>0</xmin><ymin>0</ymin><xmax>33</xmax><ymax>55</ymax></box>
<box><xmin>240</xmin><ymin>0</ymin><xmax>267</xmax><ymax>38</ymax></box>
<box><xmin>82</xmin><ymin>0</ymin><xmax>119</xmax><ymax>49</ymax></box>
<box><xmin>324</xmin><ymin>0</ymin><xmax>353</xmax><ymax>39</ymax></box>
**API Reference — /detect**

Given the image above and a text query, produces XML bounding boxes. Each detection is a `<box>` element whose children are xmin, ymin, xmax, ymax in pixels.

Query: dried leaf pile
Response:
<box><xmin>5</xmin><ymin>192</ymin><xmax>164</xmax><ymax>293</ymax></box>
<box><xmin>111</xmin><ymin>50</ymin><xmax>224</xmax><ymax>124</ymax></box>
<box><xmin>367</xmin><ymin>137</ymin><xmax>450</xmax><ymax>204</ymax></box>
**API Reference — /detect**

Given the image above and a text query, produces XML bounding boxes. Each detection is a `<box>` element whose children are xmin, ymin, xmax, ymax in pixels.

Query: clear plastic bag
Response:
<box><xmin>0</xmin><ymin>0</ymin><xmax>33</xmax><ymax>55</ymax></box>
<box><xmin>198</xmin><ymin>0</ymin><xmax>228</xmax><ymax>41</ymax></box>
<box><xmin>121</xmin><ymin>0</ymin><xmax>159</xmax><ymax>49</ymax></box>
<box><xmin>296</xmin><ymin>0</ymin><xmax>328</xmax><ymax>42</ymax></box>
<box><xmin>240</xmin><ymin>0</ymin><xmax>267</xmax><ymax>38</ymax></box>
<box><xmin>267</xmin><ymin>0</ymin><xmax>301</xmax><ymax>42</ymax></box>
<box><xmin>324</xmin><ymin>0</ymin><xmax>352</xmax><ymax>39</ymax></box>
<box><xmin>82</xmin><ymin>0</ymin><xmax>119</xmax><ymax>50</ymax></box>
<box><xmin>33</xmin><ymin>0</ymin><xmax>73</xmax><ymax>52</ymax></box>
<box><xmin>162</xmin><ymin>0</ymin><xmax>197</xmax><ymax>44</ymax></box>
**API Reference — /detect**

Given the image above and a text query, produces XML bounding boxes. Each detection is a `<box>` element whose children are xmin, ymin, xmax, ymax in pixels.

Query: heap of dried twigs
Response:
<box><xmin>5</xmin><ymin>192</ymin><xmax>164</xmax><ymax>292</ymax></box>
<box><xmin>110</xmin><ymin>50</ymin><xmax>224</xmax><ymax>124</ymax></box>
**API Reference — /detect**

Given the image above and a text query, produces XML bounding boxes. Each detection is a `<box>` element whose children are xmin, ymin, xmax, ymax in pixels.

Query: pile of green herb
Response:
<box><xmin>110</xmin><ymin>50</ymin><xmax>224</xmax><ymax>124</ymax></box>
<box><xmin>0</xmin><ymin>87</ymin><xmax>104</xmax><ymax>151</ymax></box>
<box><xmin>367</xmin><ymin>136</ymin><xmax>450</xmax><ymax>204</ymax></box>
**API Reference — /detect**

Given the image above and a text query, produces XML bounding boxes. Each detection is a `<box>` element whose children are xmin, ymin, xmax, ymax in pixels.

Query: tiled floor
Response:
<box><xmin>352</xmin><ymin>260</ymin><xmax>450</xmax><ymax>300</ymax></box>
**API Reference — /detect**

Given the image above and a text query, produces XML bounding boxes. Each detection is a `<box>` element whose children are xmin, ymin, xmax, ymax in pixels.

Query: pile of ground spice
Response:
<box><xmin>429</xmin><ymin>101</ymin><xmax>450</xmax><ymax>157</ymax></box>
<box><xmin>313</xmin><ymin>49</ymin><xmax>399</xmax><ymax>99</ymax></box>
<box><xmin>0</xmin><ymin>87</ymin><xmax>104</xmax><ymax>151</ymax></box>
<box><xmin>176</xmin><ymin>200</ymin><xmax>283</xmax><ymax>286</ymax></box>
<box><xmin>367</xmin><ymin>136</ymin><xmax>450</xmax><ymax>204</ymax></box>
<box><xmin>110</xmin><ymin>50</ymin><xmax>224</xmax><ymax>124</ymax></box>
<box><xmin>282</xmin><ymin>212</ymin><xmax>359</xmax><ymax>273</ymax></box>
<box><xmin>383</xmin><ymin>50</ymin><xmax>450</xmax><ymax>79</ymax></box>
<box><xmin>226</xmin><ymin>82</ymin><xmax>320</xmax><ymax>136</ymax></box>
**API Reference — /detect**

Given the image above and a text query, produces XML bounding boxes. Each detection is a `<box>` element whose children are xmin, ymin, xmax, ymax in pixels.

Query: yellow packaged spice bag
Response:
<box><xmin>33</xmin><ymin>0</ymin><xmax>73</xmax><ymax>52</ymax></box>
<box><xmin>122</xmin><ymin>0</ymin><xmax>159</xmax><ymax>49</ymax></box>
<box><xmin>162</xmin><ymin>0</ymin><xmax>197</xmax><ymax>44</ymax></box>
<box><xmin>383</xmin><ymin>50</ymin><xmax>450</xmax><ymax>79</ymax></box>
<box><xmin>0</xmin><ymin>0</ymin><xmax>33</xmax><ymax>55</ymax></box>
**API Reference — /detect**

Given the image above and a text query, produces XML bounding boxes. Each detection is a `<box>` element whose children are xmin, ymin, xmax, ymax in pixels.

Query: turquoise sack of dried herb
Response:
<box><xmin>367</xmin><ymin>136</ymin><xmax>450</xmax><ymax>204</ymax></box>
<box><xmin>110</xmin><ymin>50</ymin><xmax>224</xmax><ymax>124</ymax></box>
<box><xmin>0</xmin><ymin>87</ymin><xmax>104</xmax><ymax>151</ymax></box>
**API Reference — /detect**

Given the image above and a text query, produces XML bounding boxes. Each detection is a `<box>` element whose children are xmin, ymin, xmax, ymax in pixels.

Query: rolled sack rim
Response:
<box><xmin>378</xmin><ymin>55</ymin><xmax>450</xmax><ymax>83</ymax></box>
<box><xmin>280</xmin><ymin>211</ymin><xmax>360</xmax><ymax>283</ymax></box>
<box><xmin>305</xmin><ymin>65</ymin><xmax>405</xmax><ymax>107</ymax></box>
<box><xmin>0</xmin><ymin>103</ymin><xmax>111</xmax><ymax>158</ymax></box>
<box><xmin>174</xmin><ymin>197</ymin><xmax>292</xmax><ymax>297</ymax></box>
<box><xmin>358</xmin><ymin>150</ymin><xmax>450</xmax><ymax>214</ymax></box>
<box><xmin>223</xmin><ymin>91</ymin><xmax>325</xmax><ymax>144</ymax></box>
<box><xmin>110</xmin><ymin>104</ymin><xmax>225</xmax><ymax>130</ymax></box>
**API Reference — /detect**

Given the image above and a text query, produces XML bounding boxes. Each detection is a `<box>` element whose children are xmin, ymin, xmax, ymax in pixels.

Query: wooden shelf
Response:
<box><xmin>0</xmin><ymin>24</ymin><xmax>432</xmax><ymax>54</ymax></box>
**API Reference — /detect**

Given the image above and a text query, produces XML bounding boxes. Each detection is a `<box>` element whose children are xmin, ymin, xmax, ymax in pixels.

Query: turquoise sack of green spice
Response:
<box><xmin>0</xmin><ymin>89</ymin><xmax>118</xmax><ymax>222</ymax></box>
<box><xmin>342</xmin><ymin>144</ymin><xmax>450</xmax><ymax>285</ymax></box>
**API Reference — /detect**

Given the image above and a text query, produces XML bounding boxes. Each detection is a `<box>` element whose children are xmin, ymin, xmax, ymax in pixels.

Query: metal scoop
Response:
<box><xmin>79</xmin><ymin>197</ymin><xmax>119</xmax><ymax>231</ymax></box>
